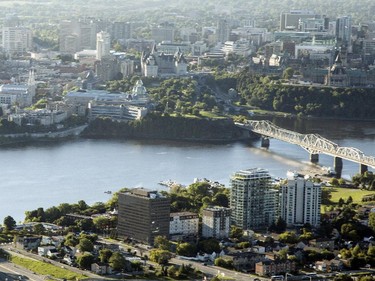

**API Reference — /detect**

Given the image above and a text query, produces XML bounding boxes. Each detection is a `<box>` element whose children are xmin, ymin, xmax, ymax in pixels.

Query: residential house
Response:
<box><xmin>226</xmin><ymin>252</ymin><xmax>266</xmax><ymax>272</ymax></box>
<box><xmin>14</xmin><ymin>236</ymin><xmax>41</xmax><ymax>251</ymax></box>
<box><xmin>310</xmin><ymin>238</ymin><xmax>335</xmax><ymax>251</ymax></box>
<box><xmin>41</xmin><ymin>236</ymin><xmax>65</xmax><ymax>247</ymax></box>
<box><xmin>91</xmin><ymin>263</ymin><xmax>113</xmax><ymax>275</ymax></box>
<box><xmin>38</xmin><ymin>246</ymin><xmax>58</xmax><ymax>258</ymax></box>
<box><xmin>315</xmin><ymin>259</ymin><xmax>344</xmax><ymax>272</ymax></box>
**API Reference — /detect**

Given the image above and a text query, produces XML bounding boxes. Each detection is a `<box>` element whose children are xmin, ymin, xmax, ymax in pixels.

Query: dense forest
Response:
<box><xmin>237</xmin><ymin>70</ymin><xmax>375</xmax><ymax>119</ymax></box>
<box><xmin>82</xmin><ymin>113</ymin><xmax>250</xmax><ymax>141</ymax></box>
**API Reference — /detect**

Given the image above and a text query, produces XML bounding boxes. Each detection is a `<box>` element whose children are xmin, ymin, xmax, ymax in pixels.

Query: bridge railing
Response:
<box><xmin>236</xmin><ymin>120</ymin><xmax>375</xmax><ymax>168</ymax></box>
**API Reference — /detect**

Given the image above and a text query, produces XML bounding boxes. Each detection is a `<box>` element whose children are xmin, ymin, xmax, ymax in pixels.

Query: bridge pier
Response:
<box><xmin>360</xmin><ymin>164</ymin><xmax>368</xmax><ymax>175</ymax></box>
<box><xmin>334</xmin><ymin>157</ymin><xmax>343</xmax><ymax>178</ymax></box>
<box><xmin>261</xmin><ymin>137</ymin><xmax>270</xmax><ymax>148</ymax></box>
<box><xmin>310</xmin><ymin>153</ymin><xmax>319</xmax><ymax>163</ymax></box>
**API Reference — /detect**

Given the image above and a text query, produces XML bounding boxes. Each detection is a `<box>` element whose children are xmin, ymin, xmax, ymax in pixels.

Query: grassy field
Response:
<box><xmin>324</xmin><ymin>187</ymin><xmax>375</xmax><ymax>204</ymax></box>
<box><xmin>11</xmin><ymin>255</ymin><xmax>87</xmax><ymax>280</ymax></box>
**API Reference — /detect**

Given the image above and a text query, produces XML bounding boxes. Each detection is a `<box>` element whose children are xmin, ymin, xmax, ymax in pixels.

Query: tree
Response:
<box><xmin>33</xmin><ymin>223</ymin><xmax>46</xmax><ymax>235</ymax></box>
<box><xmin>230</xmin><ymin>226</ymin><xmax>243</xmax><ymax>239</ymax></box>
<box><xmin>77</xmin><ymin>200</ymin><xmax>89</xmax><ymax>211</ymax></box>
<box><xmin>3</xmin><ymin>216</ymin><xmax>16</xmax><ymax>231</ymax></box>
<box><xmin>109</xmin><ymin>252</ymin><xmax>126</xmax><ymax>271</ymax></box>
<box><xmin>176</xmin><ymin>242</ymin><xmax>197</xmax><ymax>257</ymax></box>
<box><xmin>44</xmin><ymin>206</ymin><xmax>61</xmax><ymax>223</ymax></box>
<box><xmin>78</xmin><ymin>237</ymin><xmax>94</xmax><ymax>252</ymax></box>
<box><xmin>334</xmin><ymin>274</ymin><xmax>353</xmax><ymax>281</ymax></box>
<box><xmin>283</xmin><ymin>67</ymin><xmax>294</xmax><ymax>79</ymax></box>
<box><xmin>93</xmin><ymin>216</ymin><xmax>110</xmax><ymax>232</ymax></box>
<box><xmin>198</xmin><ymin>239</ymin><xmax>220</xmax><ymax>253</ymax></box>
<box><xmin>212</xmin><ymin>193</ymin><xmax>229</xmax><ymax>207</ymax></box>
<box><xmin>167</xmin><ymin>265</ymin><xmax>180</xmax><ymax>278</ymax></box>
<box><xmin>274</xmin><ymin>217</ymin><xmax>287</xmax><ymax>233</ymax></box>
<box><xmin>369</xmin><ymin>213</ymin><xmax>375</xmax><ymax>232</ymax></box>
<box><xmin>77</xmin><ymin>219</ymin><xmax>94</xmax><ymax>231</ymax></box>
<box><xmin>299</xmin><ymin>229</ymin><xmax>314</xmax><ymax>241</ymax></box>
<box><xmin>214</xmin><ymin>257</ymin><xmax>233</xmax><ymax>269</ymax></box>
<box><xmin>279</xmin><ymin>231</ymin><xmax>298</xmax><ymax>244</ymax></box>
<box><xmin>367</xmin><ymin>244</ymin><xmax>375</xmax><ymax>257</ymax></box>
<box><xmin>99</xmin><ymin>248</ymin><xmax>113</xmax><ymax>263</ymax></box>
<box><xmin>154</xmin><ymin>236</ymin><xmax>171</xmax><ymax>251</ymax></box>
<box><xmin>64</xmin><ymin>233</ymin><xmax>79</xmax><ymax>247</ymax></box>
<box><xmin>149</xmin><ymin>249</ymin><xmax>172</xmax><ymax>265</ymax></box>
<box><xmin>77</xmin><ymin>253</ymin><xmax>94</xmax><ymax>269</ymax></box>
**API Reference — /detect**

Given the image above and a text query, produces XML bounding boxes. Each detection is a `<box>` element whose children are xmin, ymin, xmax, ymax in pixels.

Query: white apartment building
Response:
<box><xmin>202</xmin><ymin>207</ymin><xmax>231</xmax><ymax>239</ymax></box>
<box><xmin>280</xmin><ymin>172</ymin><xmax>321</xmax><ymax>227</ymax></box>
<box><xmin>96</xmin><ymin>31</ymin><xmax>111</xmax><ymax>60</ymax></box>
<box><xmin>169</xmin><ymin>212</ymin><xmax>199</xmax><ymax>240</ymax></box>
<box><xmin>230</xmin><ymin>168</ymin><xmax>278</xmax><ymax>230</ymax></box>
<box><xmin>2</xmin><ymin>26</ymin><xmax>32</xmax><ymax>54</ymax></box>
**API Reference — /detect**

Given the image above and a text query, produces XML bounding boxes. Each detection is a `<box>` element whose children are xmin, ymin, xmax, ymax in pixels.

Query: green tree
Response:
<box><xmin>99</xmin><ymin>248</ymin><xmax>113</xmax><ymax>263</ymax></box>
<box><xmin>167</xmin><ymin>265</ymin><xmax>180</xmax><ymax>278</ymax></box>
<box><xmin>369</xmin><ymin>213</ymin><xmax>375</xmax><ymax>232</ymax></box>
<box><xmin>230</xmin><ymin>226</ymin><xmax>243</xmax><ymax>239</ymax></box>
<box><xmin>283</xmin><ymin>67</ymin><xmax>294</xmax><ymax>79</ymax></box>
<box><xmin>33</xmin><ymin>223</ymin><xmax>46</xmax><ymax>235</ymax></box>
<box><xmin>279</xmin><ymin>231</ymin><xmax>298</xmax><ymax>244</ymax></box>
<box><xmin>154</xmin><ymin>235</ymin><xmax>171</xmax><ymax>251</ymax></box>
<box><xmin>77</xmin><ymin>253</ymin><xmax>94</xmax><ymax>269</ymax></box>
<box><xmin>368</xmin><ymin>244</ymin><xmax>375</xmax><ymax>257</ymax></box>
<box><xmin>334</xmin><ymin>274</ymin><xmax>353</xmax><ymax>281</ymax></box>
<box><xmin>274</xmin><ymin>217</ymin><xmax>287</xmax><ymax>233</ymax></box>
<box><xmin>109</xmin><ymin>252</ymin><xmax>126</xmax><ymax>271</ymax></box>
<box><xmin>176</xmin><ymin>242</ymin><xmax>197</xmax><ymax>257</ymax></box>
<box><xmin>44</xmin><ymin>206</ymin><xmax>61</xmax><ymax>223</ymax></box>
<box><xmin>78</xmin><ymin>237</ymin><xmax>94</xmax><ymax>252</ymax></box>
<box><xmin>3</xmin><ymin>216</ymin><xmax>16</xmax><ymax>231</ymax></box>
<box><xmin>64</xmin><ymin>233</ymin><xmax>79</xmax><ymax>247</ymax></box>
<box><xmin>77</xmin><ymin>219</ymin><xmax>94</xmax><ymax>231</ymax></box>
<box><xmin>149</xmin><ymin>249</ymin><xmax>172</xmax><ymax>265</ymax></box>
<box><xmin>198</xmin><ymin>239</ymin><xmax>220</xmax><ymax>253</ymax></box>
<box><xmin>93</xmin><ymin>216</ymin><xmax>110</xmax><ymax>231</ymax></box>
<box><xmin>214</xmin><ymin>257</ymin><xmax>233</xmax><ymax>269</ymax></box>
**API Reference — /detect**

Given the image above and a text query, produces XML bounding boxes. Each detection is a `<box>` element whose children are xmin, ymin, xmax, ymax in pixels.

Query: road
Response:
<box><xmin>0</xmin><ymin>259</ymin><xmax>44</xmax><ymax>281</ymax></box>
<box><xmin>171</xmin><ymin>257</ymin><xmax>269</xmax><ymax>281</ymax></box>
<box><xmin>0</xmin><ymin>245</ymin><xmax>101</xmax><ymax>279</ymax></box>
<box><xmin>100</xmin><ymin>238</ymin><xmax>269</xmax><ymax>281</ymax></box>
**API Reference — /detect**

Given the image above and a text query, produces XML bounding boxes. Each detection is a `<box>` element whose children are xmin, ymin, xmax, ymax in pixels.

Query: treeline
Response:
<box><xmin>82</xmin><ymin>113</ymin><xmax>249</xmax><ymax>141</ymax></box>
<box><xmin>237</xmin><ymin>71</ymin><xmax>375</xmax><ymax>119</ymax></box>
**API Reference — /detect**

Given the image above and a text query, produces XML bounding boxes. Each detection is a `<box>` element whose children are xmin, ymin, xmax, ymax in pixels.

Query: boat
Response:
<box><xmin>104</xmin><ymin>191</ymin><xmax>112</xmax><ymax>194</ymax></box>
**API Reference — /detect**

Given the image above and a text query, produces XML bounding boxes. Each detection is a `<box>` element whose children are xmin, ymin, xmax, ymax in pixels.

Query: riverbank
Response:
<box><xmin>81</xmin><ymin>114</ymin><xmax>255</xmax><ymax>142</ymax></box>
<box><xmin>0</xmin><ymin>125</ymin><xmax>88</xmax><ymax>146</ymax></box>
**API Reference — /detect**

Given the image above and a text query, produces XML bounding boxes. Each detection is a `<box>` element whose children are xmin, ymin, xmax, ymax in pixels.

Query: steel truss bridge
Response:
<box><xmin>236</xmin><ymin>120</ymin><xmax>375</xmax><ymax>170</ymax></box>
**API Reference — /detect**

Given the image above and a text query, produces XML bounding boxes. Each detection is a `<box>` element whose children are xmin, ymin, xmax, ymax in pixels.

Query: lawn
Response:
<box><xmin>324</xmin><ymin>187</ymin><xmax>375</xmax><ymax>204</ymax></box>
<box><xmin>11</xmin><ymin>255</ymin><xmax>87</xmax><ymax>280</ymax></box>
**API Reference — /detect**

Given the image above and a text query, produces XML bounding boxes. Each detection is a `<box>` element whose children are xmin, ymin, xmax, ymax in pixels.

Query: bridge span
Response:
<box><xmin>236</xmin><ymin>120</ymin><xmax>375</xmax><ymax>177</ymax></box>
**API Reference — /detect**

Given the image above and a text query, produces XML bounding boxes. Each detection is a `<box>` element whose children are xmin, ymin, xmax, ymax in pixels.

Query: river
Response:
<box><xmin>1</xmin><ymin>117</ymin><xmax>374</xmax><ymax>222</ymax></box>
